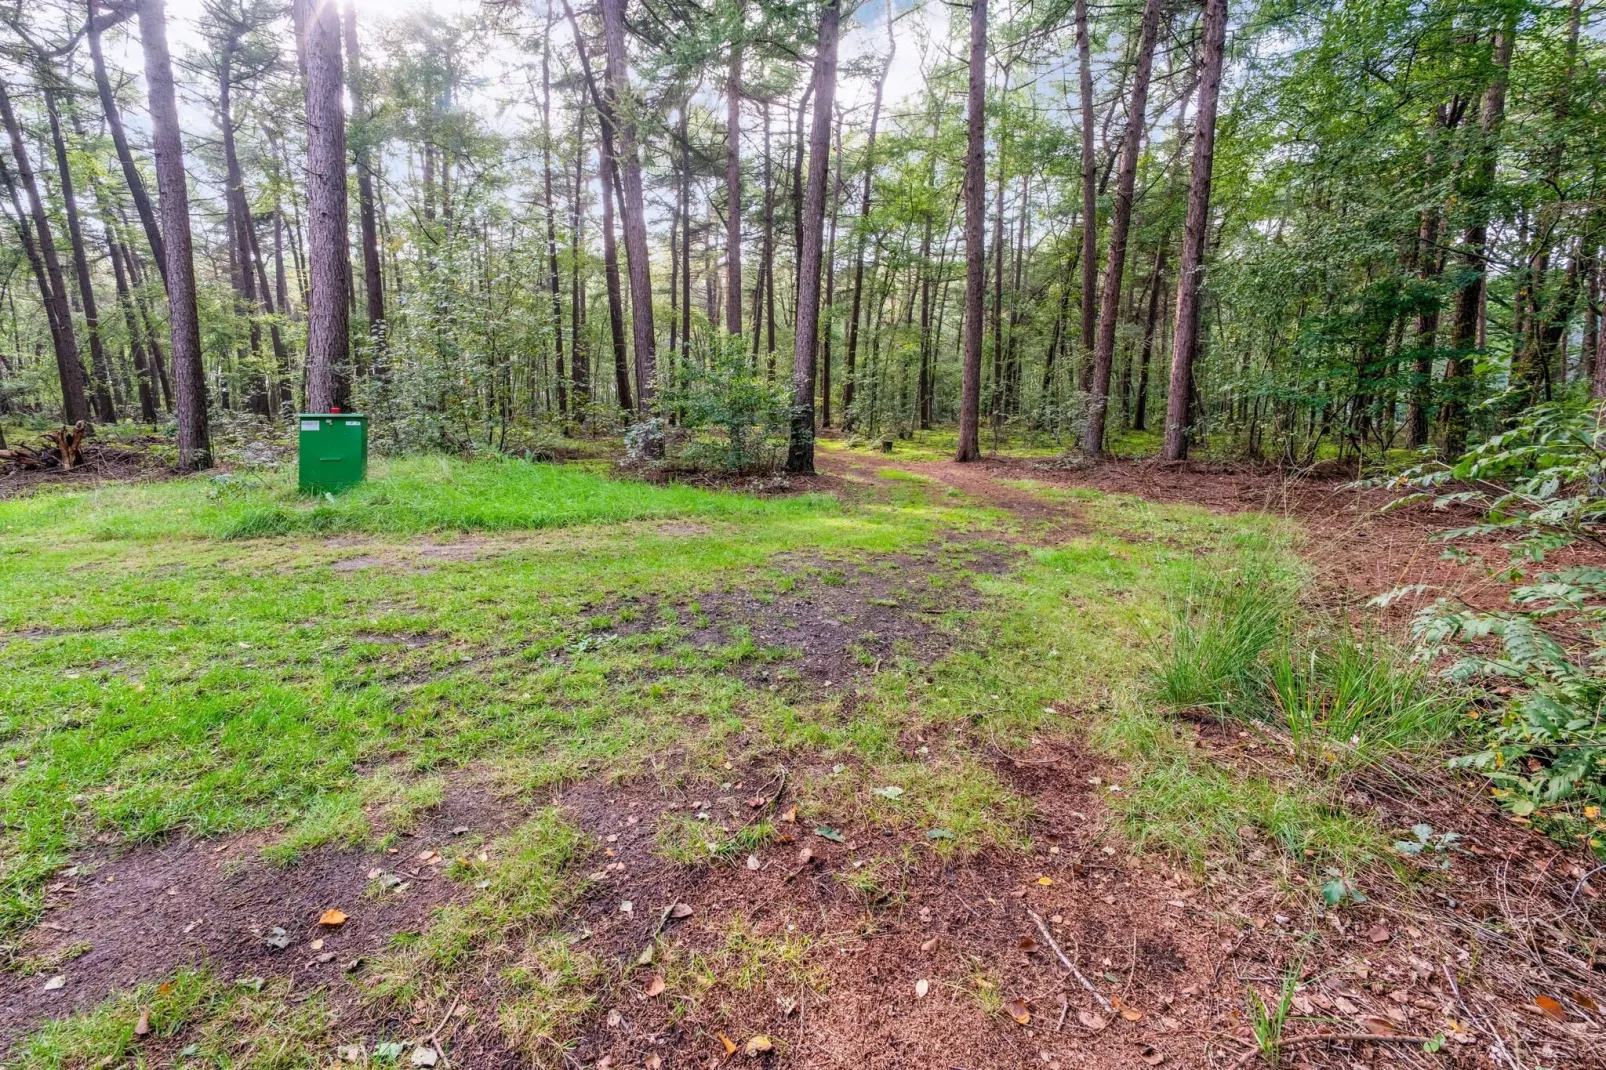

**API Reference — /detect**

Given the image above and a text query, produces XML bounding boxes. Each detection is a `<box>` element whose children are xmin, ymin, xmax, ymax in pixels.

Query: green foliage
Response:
<box><xmin>659</xmin><ymin>335</ymin><xmax>795</xmax><ymax>473</ymax></box>
<box><xmin>1384</xmin><ymin>400</ymin><xmax>1606</xmax><ymax>823</ymax></box>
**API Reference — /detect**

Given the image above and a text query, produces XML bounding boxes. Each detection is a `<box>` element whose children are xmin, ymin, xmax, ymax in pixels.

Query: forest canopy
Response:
<box><xmin>0</xmin><ymin>0</ymin><xmax>1599</xmax><ymax>473</ymax></box>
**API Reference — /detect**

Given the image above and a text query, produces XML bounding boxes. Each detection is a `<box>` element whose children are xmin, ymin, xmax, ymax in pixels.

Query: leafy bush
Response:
<box><xmin>1380</xmin><ymin>398</ymin><xmax>1606</xmax><ymax>820</ymax></box>
<box><xmin>658</xmin><ymin>336</ymin><xmax>794</xmax><ymax>474</ymax></box>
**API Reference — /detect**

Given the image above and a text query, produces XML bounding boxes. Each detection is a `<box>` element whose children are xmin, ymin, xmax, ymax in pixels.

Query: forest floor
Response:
<box><xmin>0</xmin><ymin>443</ymin><xmax>1601</xmax><ymax>1069</ymax></box>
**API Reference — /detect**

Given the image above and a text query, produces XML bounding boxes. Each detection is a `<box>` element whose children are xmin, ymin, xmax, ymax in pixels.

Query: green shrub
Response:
<box><xmin>1381</xmin><ymin>399</ymin><xmax>1606</xmax><ymax>821</ymax></box>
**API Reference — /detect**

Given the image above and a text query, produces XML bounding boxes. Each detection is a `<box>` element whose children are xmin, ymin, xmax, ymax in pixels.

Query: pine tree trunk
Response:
<box><xmin>844</xmin><ymin>33</ymin><xmax>893</xmax><ymax>430</ymax></box>
<box><xmin>541</xmin><ymin>29</ymin><xmax>568</xmax><ymax>416</ymax></box>
<box><xmin>344</xmin><ymin>0</ymin><xmax>385</xmax><ymax>352</ymax></box>
<box><xmin>785</xmin><ymin>0</ymin><xmax>839</xmax><ymax>474</ymax></box>
<box><xmin>598</xmin><ymin>0</ymin><xmax>656</xmax><ymax>410</ymax></box>
<box><xmin>1160</xmin><ymin>0</ymin><xmax>1226</xmax><ymax>460</ymax></box>
<box><xmin>88</xmin><ymin>3</ymin><xmax>167</xmax><ymax>289</ymax></box>
<box><xmin>140</xmin><ymin>0</ymin><xmax>211</xmax><ymax>467</ymax></box>
<box><xmin>1444</xmin><ymin>12</ymin><xmax>1515</xmax><ymax>456</ymax></box>
<box><xmin>726</xmin><ymin>33</ymin><xmax>744</xmax><ymax>337</ymax></box>
<box><xmin>48</xmin><ymin>94</ymin><xmax>117</xmax><ymax>424</ymax></box>
<box><xmin>0</xmin><ymin>80</ymin><xmax>90</xmax><ymax>425</ymax></box>
<box><xmin>296</xmin><ymin>0</ymin><xmax>353</xmax><ymax>414</ymax></box>
<box><xmin>822</xmin><ymin>107</ymin><xmax>843</xmax><ymax>428</ymax></box>
<box><xmin>1074</xmin><ymin>0</ymin><xmax>1098</xmax><ymax>392</ymax></box>
<box><xmin>955</xmin><ymin>0</ymin><xmax>987</xmax><ymax>462</ymax></box>
<box><xmin>1134</xmin><ymin>243</ymin><xmax>1167</xmax><ymax>432</ymax></box>
<box><xmin>1083</xmin><ymin>0</ymin><xmax>1162</xmax><ymax>459</ymax></box>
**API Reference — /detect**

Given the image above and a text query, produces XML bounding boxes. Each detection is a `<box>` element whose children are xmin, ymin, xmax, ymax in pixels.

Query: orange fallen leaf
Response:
<box><xmin>319</xmin><ymin>909</ymin><xmax>348</xmax><ymax>928</ymax></box>
<box><xmin>1535</xmin><ymin>995</ymin><xmax>1569</xmax><ymax>1022</ymax></box>
<box><xmin>1572</xmin><ymin>990</ymin><xmax>1600</xmax><ymax>1013</ymax></box>
<box><xmin>1005</xmin><ymin>999</ymin><xmax>1031</xmax><ymax>1025</ymax></box>
<box><xmin>1120</xmin><ymin>1008</ymin><xmax>1143</xmax><ymax>1022</ymax></box>
<box><xmin>780</xmin><ymin>806</ymin><xmax>797</xmax><ymax>823</ymax></box>
<box><xmin>718</xmin><ymin>1032</ymin><xmax>737</xmax><ymax>1056</ymax></box>
<box><xmin>644</xmin><ymin>975</ymin><xmax>665</xmax><ymax>997</ymax></box>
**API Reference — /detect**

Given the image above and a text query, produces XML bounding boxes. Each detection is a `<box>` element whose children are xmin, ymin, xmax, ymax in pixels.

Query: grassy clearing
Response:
<box><xmin>0</xmin><ymin>459</ymin><xmax>1432</xmax><ymax>1063</ymax></box>
<box><xmin>0</xmin><ymin>454</ymin><xmax>833</xmax><ymax>541</ymax></box>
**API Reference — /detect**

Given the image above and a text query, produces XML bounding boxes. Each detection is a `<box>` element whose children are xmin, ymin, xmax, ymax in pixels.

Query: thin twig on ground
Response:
<box><xmin>1027</xmin><ymin>908</ymin><xmax>1114</xmax><ymax>1014</ymax></box>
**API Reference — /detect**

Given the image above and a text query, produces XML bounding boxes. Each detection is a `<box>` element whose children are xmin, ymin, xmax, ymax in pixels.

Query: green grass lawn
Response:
<box><xmin>0</xmin><ymin>454</ymin><xmax>1415</xmax><ymax>1067</ymax></box>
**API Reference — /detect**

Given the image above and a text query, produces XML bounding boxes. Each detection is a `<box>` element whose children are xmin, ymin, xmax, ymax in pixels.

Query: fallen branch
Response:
<box><xmin>1230</xmin><ymin>1032</ymin><xmax>1433</xmax><ymax>1069</ymax></box>
<box><xmin>1027</xmin><ymin>908</ymin><xmax>1114</xmax><ymax>1015</ymax></box>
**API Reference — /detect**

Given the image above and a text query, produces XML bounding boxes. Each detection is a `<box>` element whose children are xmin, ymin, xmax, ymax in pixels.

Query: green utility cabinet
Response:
<box><xmin>298</xmin><ymin>413</ymin><xmax>369</xmax><ymax>492</ymax></box>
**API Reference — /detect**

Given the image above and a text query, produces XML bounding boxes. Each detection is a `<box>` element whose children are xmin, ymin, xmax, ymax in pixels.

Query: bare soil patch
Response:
<box><xmin>0</xmin><ymin>772</ymin><xmax>525</xmax><ymax>1047</ymax></box>
<box><xmin>540</xmin><ymin>743</ymin><xmax>1235</xmax><ymax>1070</ymax></box>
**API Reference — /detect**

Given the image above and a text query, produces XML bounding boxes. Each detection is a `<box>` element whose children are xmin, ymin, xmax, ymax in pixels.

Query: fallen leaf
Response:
<box><xmin>644</xmin><ymin>975</ymin><xmax>665</xmax><ymax>997</ymax></box>
<box><xmin>637</xmin><ymin>944</ymin><xmax>655</xmax><ymax>966</ymax></box>
<box><xmin>921</xmin><ymin>937</ymin><xmax>939</xmax><ymax>953</ymax></box>
<box><xmin>915</xmin><ymin>979</ymin><xmax>930</xmax><ymax>998</ymax></box>
<box><xmin>319</xmin><ymin>909</ymin><xmax>348</xmax><ymax>928</ymax></box>
<box><xmin>871</xmin><ymin>786</ymin><xmax>904</xmax><ymax>799</ymax></box>
<box><xmin>1360</xmin><ymin>1016</ymin><xmax>1399</xmax><ymax>1036</ymax></box>
<box><xmin>410</xmin><ymin>1045</ymin><xmax>439</xmax><ymax>1067</ymax></box>
<box><xmin>1077</xmin><ymin>1011</ymin><xmax>1107</xmax><ymax>1031</ymax></box>
<box><xmin>134</xmin><ymin>1007</ymin><xmax>150</xmax><ymax>1036</ymax></box>
<box><xmin>1367</xmin><ymin>924</ymin><xmax>1391</xmax><ymax>944</ymax></box>
<box><xmin>926</xmin><ymin>828</ymin><xmax>954</xmax><ymax>840</ymax></box>
<box><xmin>777</xmin><ymin>994</ymin><xmax>798</xmax><ymax>1017</ymax></box>
<box><xmin>310</xmin><ymin>938</ymin><xmax>325</xmax><ymax>951</ymax></box>
<box><xmin>797</xmin><ymin>846</ymin><xmax>815</xmax><ymax>864</ymax></box>
<box><xmin>1120</xmin><ymin>1008</ymin><xmax>1143</xmax><ymax>1022</ymax></box>
<box><xmin>746</xmin><ymin>854</ymin><xmax>760</xmax><ymax>871</ymax></box>
<box><xmin>1005</xmin><ymin>999</ymin><xmax>1031</xmax><ymax>1025</ymax></box>
<box><xmin>744</xmin><ymin>1035</ymin><xmax>773</xmax><ymax>1056</ymax></box>
<box><xmin>780</xmin><ymin>806</ymin><xmax>797</xmax><ymax>823</ymax></box>
<box><xmin>1535</xmin><ymin>995</ymin><xmax>1569</xmax><ymax>1022</ymax></box>
<box><xmin>718</xmin><ymin>1033</ymin><xmax>737</xmax><ymax>1056</ymax></box>
<box><xmin>1572</xmin><ymin>990</ymin><xmax>1600</xmax><ymax>1013</ymax></box>
<box><xmin>1140</xmin><ymin>1046</ymin><xmax>1165</xmax><ymax>1066</ymax></box>
<box><xmin>265</xmin><ymin>926</ymin><xmax>291</xmax><ymax>950</ymax></box>
<box><xmin>670</xmin><ymin>903</ymin><xmax>694</xmax><ymax>919</ymax></box>
<box><xmin>1036</xmin><ymin>876</ymin><xmax>1054</xmax><ymax>887</ymax></box>
<box><xmin>645</xmin><ymin>1057</ymin><xmax>662</xmax><ymax>1070</ymax></box>
<box><xmin>814</xmin><ymin>825</ymin><xmax>845</xmax><ymax>843</ymax></box>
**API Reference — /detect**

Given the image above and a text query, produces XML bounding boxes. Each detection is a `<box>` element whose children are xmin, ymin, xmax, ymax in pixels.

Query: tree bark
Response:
<box><xmin>1074</xmin><ymin>0</ymin><xmax>1098</xmax><ymax>392</ymax></box>
<box><xmin>1083</xmin><ymin>0</ymin><xmax>1162</xmax><ymax>459</ymax></box>
<box><xmin>344</xmin><ymin>0</ymin><xmax>385</xmax><ymax>351</ymax></box>
<box><xmin>295</xmin><ymin>0</ymin><xmax>353</xmax><ymax>414</ymax></box>
<box><xmin>140</xmin><ymin>0</ymin><xmax>211</xmax><ymax>467</ymax></box>
<box><xmin>955</xmin><ymin>0</ymin><xmax>987</xmax><ymax>462</ymax></box>
<box><xmin>1160</xmin><ymin>0</ymin><xmax>1226</xmax><ymax>460</ymax></box>
<box><xmin>87</xmin><ymin>1</ymin><xmax>167</xmax><ymax>289</ymax></box>
<box><xmin>844</xmin><ymin>25</ymin><xmax>893</xmax><ymax>429</ymax></box>
<box><xmin>1134</xmin><ymin>243</ymin><xmax>1167</xmax><ymax>431</ymax></box>
<box><xmin>0</xmin><ymin>79</ymin><xmax>89</xmax><ymax>425</ymax></box>
<box><xmin>46</xmin><ymin>90</ymin><xmax>117</xmax><ymax>424</ymax></box>
<box><xmin>598</xmin><ymin>0</ymin><xmax>656</xmax><ymax>410</ymax></box>
<box><xmin>785</xmin><ymin>0</ymin><xmax>839</xmax><ymax>474</ymax></box>
<box><xmin>726</xmin><ymin>30</ymin><xmax>744</xmax><ymax>337</ymax></box>
<box><xmin>822</xmin><ymin>106</ymin><xmax>843</xmax><ymax>427</ymax></box>
<box><xmin>541</xmin><ymin>26</ymin><xmax>568</xmax><ymax>416</ymax></box>
<box><xmin>1444</xmin><ymin>12</ymin><xmax>1515</xmax><ymax>456</ymax></box>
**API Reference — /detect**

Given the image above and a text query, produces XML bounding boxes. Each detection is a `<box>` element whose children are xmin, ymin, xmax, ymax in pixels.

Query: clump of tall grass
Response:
<box><xmin>1156</xmin><ymin>557</ymin><xmax>1461</xmax><ymax>772</ymax></box>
